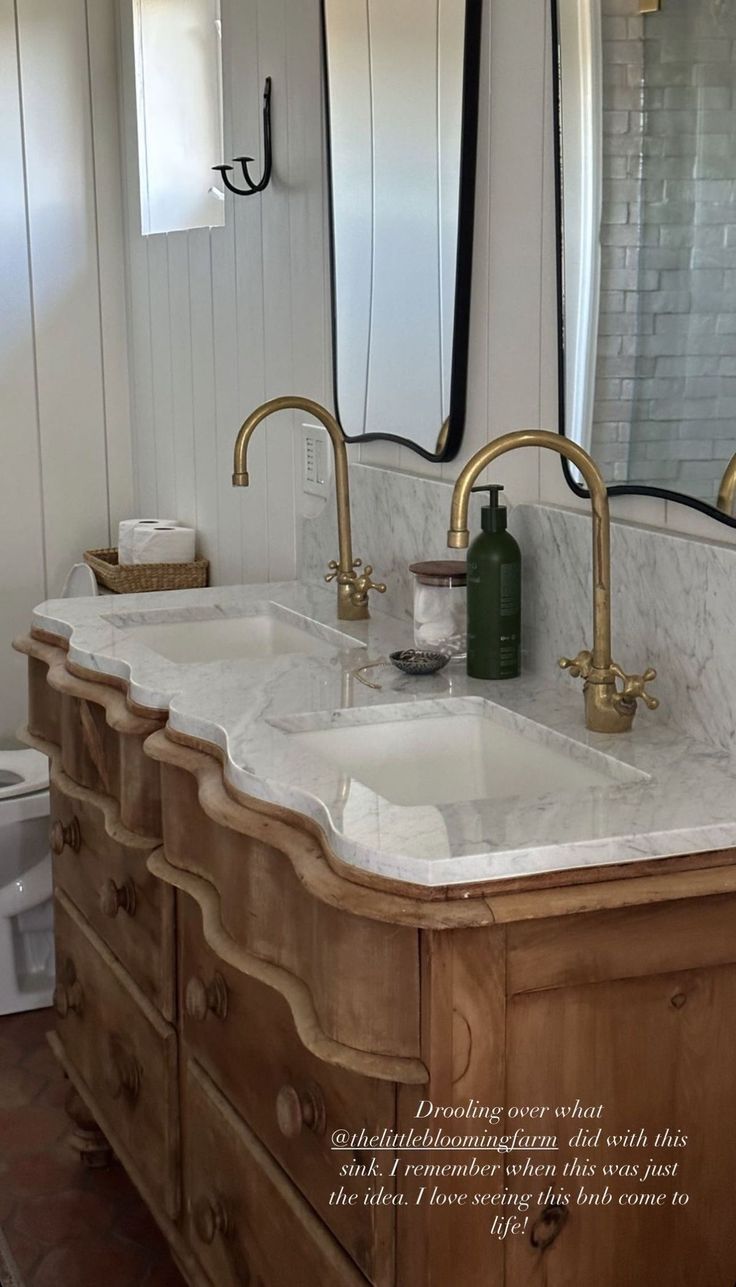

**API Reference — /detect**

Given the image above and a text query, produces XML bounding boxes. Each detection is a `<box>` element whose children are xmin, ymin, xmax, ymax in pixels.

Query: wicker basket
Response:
<box><xmin>84</xmin><ymin>548</ymin><xmax>209</xmax><ymax>594</ymax></box>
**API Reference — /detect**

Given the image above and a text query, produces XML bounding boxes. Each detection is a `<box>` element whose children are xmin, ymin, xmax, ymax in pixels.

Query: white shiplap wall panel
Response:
<box><xmin>18</xmin><ymin>0</ymin><xmax>113</xmax><ymax>594</ymax></box>
<box><xmin>0</xmin><ymin>0</ymin><xmax>133</xmax><ymax>743</ymax></box>
<box><xmin>0</xmin><ymin>0</ymin><xmax>47</xmax><ymax>744</ymax></box>
<box><xmin>120</xmin><ymin>0</ymin><xmax>735</xmax><ymax>567</ymax></box>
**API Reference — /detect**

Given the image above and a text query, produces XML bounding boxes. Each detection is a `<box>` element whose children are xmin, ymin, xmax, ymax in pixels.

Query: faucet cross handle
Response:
<box><xmin>559</xmin><ymin>649</ymin><xmax>594</xmax><ymax>680</ymax></box>
<box><xmin>324</xmin><ymin>557</ymin><xmax>366</xmax><ymax>585</ymax></box>
<box><xmin>350</xmin><ymin>564</ymin><xmax>387</xmax><ymax>606</ymax></box>
<box><xmin>610</xmin><ymin>662</ymin><xmax>659</xmax><ymax>712</ymax></box>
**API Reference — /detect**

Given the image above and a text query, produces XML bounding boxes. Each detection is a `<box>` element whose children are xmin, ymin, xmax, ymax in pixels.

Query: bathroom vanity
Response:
<box><xmin>14</xmin><ymin>583</ymin><xmax>736</xmax><ymax>1287</ymax></box>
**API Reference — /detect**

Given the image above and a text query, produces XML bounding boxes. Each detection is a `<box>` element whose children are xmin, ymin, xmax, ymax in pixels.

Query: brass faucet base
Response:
<box><xmin>447</xmin><ymin>429</ymin><xmax>659</xmax><ymax>734</ymax></box>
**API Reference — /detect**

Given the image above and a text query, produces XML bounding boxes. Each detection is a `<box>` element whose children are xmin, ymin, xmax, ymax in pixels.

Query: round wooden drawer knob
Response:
<box><xmin>99</xmin><ymin>877</ymin><xmax>136</xmax><ymax>919</ymax></box>
<box><xmin>50</xmin><ymin>816</ymin><xmax>81</xmax><ymax>855</ymax></box>
<box><xmin>193</xmin><ymin>1194</ymin><xmax>230</xmax><ymax>1245</ymax></box>
<box><xmin>185</xmin><ymin>973</ymin><xmax>228</xmax><ymax>1023</ymax></box>
<box><xmin>276</xmin><ymin>1083</ymin><xmax>326</xmax><ymax>1139</ymax></box>
<box><xmin>104</xmin><ymin>1038</ymin><xmax>142</xmax><ymax>1104</ymax></box>
<box><xmin>53</xmin><ymin>958</ymin><xmax>84</xmax><ymax>1018</ymax></box>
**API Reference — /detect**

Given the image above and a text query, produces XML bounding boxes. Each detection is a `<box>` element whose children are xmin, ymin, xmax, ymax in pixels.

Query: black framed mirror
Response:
<box><xmin>321</xmin><ymin>0</ymin><xmax>482</xmax><ymax>462</ymax></box>
<box><xmin>553</xmin><ymin>0</ymin><xmax>736</xmax><ymax>527</ymax></box>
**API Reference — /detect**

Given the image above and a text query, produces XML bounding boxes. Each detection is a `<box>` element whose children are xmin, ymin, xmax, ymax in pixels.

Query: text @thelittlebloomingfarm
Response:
<box><xmin>328</xmin><ymin>1099</ymin><xmax>690</xmax><ymax>1239</ymax></box>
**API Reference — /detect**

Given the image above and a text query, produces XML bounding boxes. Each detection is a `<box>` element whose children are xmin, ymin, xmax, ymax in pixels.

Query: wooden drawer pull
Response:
<box><xmin>52</xmin><ymin>958</ymin><xmax>84</xmax><ymax>1018</ymax></box>
<box><xmin>50</xmin><ymin>816</ymin><xmax>81</xmax><ymax>855</ymax></box>
<box><xmin>276</xmin><ymin>1083</ymin><xmax>326</xmax><ymax>1139</ymax></box>
<box><xmin>99</xmin><ymin>877</ymin><xmax>137</xmax><ymax>919</ymax></box>
<box><xmin>185</xmin><ymin>973</ymin><xmax>228</xmax><ymax>1023</ymax></box>
<box><xmin>104</xmin><ymin>1036</ymin><xmax>142</xmax><ymax>1105</ymax></box>
<box><xmin>530</xmin><ymin>1202</ymin><xmax>569</xmax><ymax>1250</ymax></box>
<box><xmin>192</xmin><ymin>1193</ymin><xmax>230</xmax><ymax>1245</ymax></box>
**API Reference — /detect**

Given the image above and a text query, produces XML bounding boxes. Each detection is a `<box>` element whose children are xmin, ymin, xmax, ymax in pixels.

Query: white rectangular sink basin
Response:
<box><xmin>285</xmin><ymin>702</ymin><xmax>648</xmax><ymax>807</ymax></box>
<box><xmin>106</xmin><ymin>605</ymin><xmax>363</xmax><ymax>665</ymax></box>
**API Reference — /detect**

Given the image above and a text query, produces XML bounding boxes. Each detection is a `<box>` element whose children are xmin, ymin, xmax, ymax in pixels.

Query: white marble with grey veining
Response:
<box><xmin>511</xmin><ymin>504</ymin><xmax>736</xmax><ymax>754</ymax></box>
<box><xmin>30</xmin><ymin>571</ymin><xmax>736</xmax><ymax>888</ymax></box>
<box><xmin>301</xmin><ymin>462</ymin><xmax>482</xmax><ymax>623</ymax></box>
<box><xmin>303</xmin><ymin>465</ymin><xmax>736</xmax><ymax>752</ymax></box>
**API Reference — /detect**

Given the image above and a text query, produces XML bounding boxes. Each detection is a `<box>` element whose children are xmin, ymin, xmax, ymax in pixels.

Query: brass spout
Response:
<box><xmin>717</xmin><ymin>453</ymin><xmax>736</xmax><ymax>516</ymax></box>
<box><xmin>232</xmin><ymin>396</ymin><xmax>385</xmax><ymax>621</ymax></box>
<box><xmin>448</xmin><ymin>429</ymin><xmax>658</xmax><ymax>733</ymax></box>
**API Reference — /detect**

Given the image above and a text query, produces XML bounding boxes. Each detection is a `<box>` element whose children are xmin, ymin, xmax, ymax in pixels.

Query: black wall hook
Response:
<box><xmin>213</xmin><ymin>77</ymin><xmax>272</xmax><ymax>196</ymax></box>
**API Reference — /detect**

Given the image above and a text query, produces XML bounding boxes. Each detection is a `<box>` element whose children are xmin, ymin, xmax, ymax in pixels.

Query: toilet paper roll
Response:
<box><xmin>127</xmin><ymin>522</ymin><xmax>196</xmax><ymax>565</ymax></box>
<box><xmin>118</xmin><ymin>518</ymin><xmax>176</xmax><ymax>564</ymax></box>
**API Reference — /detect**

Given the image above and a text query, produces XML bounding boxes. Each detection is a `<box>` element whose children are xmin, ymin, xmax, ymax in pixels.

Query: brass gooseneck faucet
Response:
<box><xmin>448</xmin><ymin>429</ymin><xmax>658</xmax><ymax>733</ymax></box>
<box><xmin>717</xmin><ymin>453</ymin><xmax>736</xmax><ymax>516</ymax></box>
<box><xmin>232</xmin><ymin>396</ymin><xmax>386</xmax><ymax>621</ymax></box>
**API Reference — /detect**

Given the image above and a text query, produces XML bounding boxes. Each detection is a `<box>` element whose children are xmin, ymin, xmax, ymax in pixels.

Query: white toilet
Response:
<box><xmin>0</xmin><ymin>749</ymin><xmax>54</xmax><ymax>1013</ymax></box>
<box><xmin>0</xmin><ymin>561</ymin><xmax>99</xmax><ymax>1014</ymax></box>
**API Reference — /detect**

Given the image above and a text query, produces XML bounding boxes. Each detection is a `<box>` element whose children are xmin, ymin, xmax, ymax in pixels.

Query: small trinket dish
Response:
<box><xmin>389</xmin><ymin>649</ymin><xmax>450</xmax><ymax>676</ymax></box>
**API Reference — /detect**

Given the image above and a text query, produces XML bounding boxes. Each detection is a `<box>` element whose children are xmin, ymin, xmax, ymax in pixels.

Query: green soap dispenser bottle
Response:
<box><xmin>466</xmin><ymin>484</ymin><xmax>521</xmax><ymax>680</ymax></box>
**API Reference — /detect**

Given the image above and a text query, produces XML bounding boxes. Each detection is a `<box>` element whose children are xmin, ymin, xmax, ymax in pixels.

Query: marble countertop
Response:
<box><xmin>32</xmin><ymin>581</ymin><xmax>736</xmax><ymax>888</ymax></box>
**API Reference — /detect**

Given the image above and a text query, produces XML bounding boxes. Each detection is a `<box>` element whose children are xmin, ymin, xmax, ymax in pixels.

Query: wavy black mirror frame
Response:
<box><xmin>321</xmin><ymin>0</ymin><xmax>483</xmax><ymax>463</ymax></box>
<box><xmin>551</xmin><ymin>0</ymin><xmax>736</xmax><ymax>530</ymax></box>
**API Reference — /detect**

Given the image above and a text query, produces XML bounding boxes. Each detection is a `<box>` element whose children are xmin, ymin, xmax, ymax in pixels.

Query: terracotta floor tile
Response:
<box><xmin>0</xmin><ymin>1035</ymin><xmax>22</xmax><ymax>1068</ymax></box>
<box><xmin>3</xmin><ymin>1224</ymin><xmax>43</xmax><ymax>1277</ymax></box>
<box><xmin>142</xmin><ymin>1258</ymin><xmax>191</xmax><ymax>1287</ymax></box>
<box><xmin>0</xmin><ymin>1065</ymin><xmax>47</xmax><ymax>1110</ymax></box>
<box><xmin>5</xmin><ymin>1148</ymin><xmax>79</xmax><ymax>1196</ymax></box>
<box><xmin>0</xmin><ymin>1102</ymin><xmax>65</xmax><ymax>1154</ymax></box>
<box><xmin>13</xmin><ymin>1187</ymin><xmax>117</xmax><ymax>1245</ymax></box>
<box><xmin>20</xmin><ymin>1040</ymin><xmax>58</xmax><ymax>1079</ymax></box>
<box><xmin>0</xmin><ymin>1009</ymin><xmax>186</xmax><ymax>1287</ymax></box>
<box><xmin>32</xmin><ymin>1235</ymin><xmax>150</xmax><ymax>1287</ymax></box>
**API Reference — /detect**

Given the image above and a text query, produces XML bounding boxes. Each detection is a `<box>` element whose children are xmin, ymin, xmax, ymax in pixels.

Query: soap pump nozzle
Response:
<box><xmin>471</xmin><ymin>483</ymin><xmax>507</xmax><ymax>533</ymax></box>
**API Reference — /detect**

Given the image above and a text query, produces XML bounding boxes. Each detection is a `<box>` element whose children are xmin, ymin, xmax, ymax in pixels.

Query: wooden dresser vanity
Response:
<box><xmin>15</xmin><ymin>628</ymin><xmax>736</xmax><ymax>1287</ymax></box>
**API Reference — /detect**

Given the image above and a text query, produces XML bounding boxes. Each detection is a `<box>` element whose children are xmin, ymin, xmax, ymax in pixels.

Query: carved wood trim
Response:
<box><xmin>79</xmin><ymin>699</ymin><xmax>111</xmax><ymax>794</ymax></box>
<box><xmin>18</xmin><ymin>634</ymin><xmax>736</xmax><ymax>921</ymax></box>
<box><xmin>15</xmin><ymin>634</ymin><xmax>166</xmax><ymax>732</ymax></box>
<box><xmin>148</xmin><ymin>727</ymin><xmax>736</xmax><ymax>926</ymax></box>
<box><xmin>149</xmin><ymin>847</ymin><xmax>427</xmax><ymax>1086</ymax></box>
<box><xmin>48</xmin><ymin>1032</ymin><xmax>208</xmax><ymax>1287</ymax></box>
<box><xmin>22</xmin><ymin>728</ymin><xmax>161</xmax><ymax>850</ymax></box>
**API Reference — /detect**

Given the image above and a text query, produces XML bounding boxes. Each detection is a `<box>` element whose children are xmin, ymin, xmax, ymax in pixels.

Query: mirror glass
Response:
<box><xmin>555</xmin><ymin>0</ymin><xmax>736</xmax><ymax>523</ymax></box>
<box><xmin>322</xmin><ymin>0</ymin><xmax>481</xmax><ymax>461</ymax></box>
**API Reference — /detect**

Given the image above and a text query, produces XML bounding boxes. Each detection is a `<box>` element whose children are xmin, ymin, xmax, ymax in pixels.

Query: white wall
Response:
<box><xmin>0</xmin><ymin>0</ymin><xmax>133</xmax><ymax>744</ymax></box>
<box><xmin>118</xmin><ymin>0</ymin><xmax>331</xmax><ymax>587</ymax></box>
<box><xmin>121</xmin><ymin>0</ymin><xmax>736</xmax><ymax>585</ymax></box>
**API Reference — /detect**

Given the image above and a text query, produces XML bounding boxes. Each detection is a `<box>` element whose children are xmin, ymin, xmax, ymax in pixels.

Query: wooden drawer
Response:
<box><xmin>184</xmin><ymin>1058</ymin><xmax>368</xmax><ymax>1287</ymax></box>
<box><xmin>50</xmin><ymin>773</ymin><xmax>174</xmax><ymax>1018</ymax></box>
<box><xmin>180</xmin><ymin>894</ymin><xmax>396</xmax><ymax>1286</ymax></box>
<box><xmin>53</xmin><ymin>893</ymin><xmax>179</xmax><ymax>1219</ymax></box>
<box><xmin>59</xmin><ymin>692</ymin><xmax>162</xmax><ymax>836</ymax></box>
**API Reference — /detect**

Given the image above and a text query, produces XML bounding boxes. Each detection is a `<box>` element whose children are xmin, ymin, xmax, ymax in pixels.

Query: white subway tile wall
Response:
<box><xmin>593</xmin><ymin>0</ymin><xmax>736</xmax><ymax>501</ymax></box>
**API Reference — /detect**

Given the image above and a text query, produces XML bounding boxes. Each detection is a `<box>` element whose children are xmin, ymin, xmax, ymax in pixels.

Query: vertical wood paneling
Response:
<box><xmin>147</xmin><ymin>237</ymin><xmax>178</xmax><ymax>518</ymax></box>
<box><xmin>228</xmin><ymin>0</ymin><xmax>269</xmax><ymax>582</ymax></box>
<box><xmin>118</xmin><ymin>0</ymin><xmax>157</xmax><ymax>516</ymax></box>
<box><xmin>0</xmin><ymin>0</ymin><xmax>132</xmax><ymax>742</ymax></box>
<box><xmin>18</xmin><ymin>0</ymin><xmax>111</xmax><ymax>592</ymax></box>
<box><xmin>86</xmin><ymin>0</ymin><xmax>134</xmax><ymax>530</ymax></box>
<box><xmin>166</xmin><ymin>234</ymin><xmax>197</xmax><ymax>527</ymax></box>
<box><xmin>188</xmin><ymin>227</ymin><xmax>220</xmax><ymax>571</ymax></box>
<box><xmin>0</xmin><ymin>0</ymin><xmax>46</xmax><ymax>742</ymax></box>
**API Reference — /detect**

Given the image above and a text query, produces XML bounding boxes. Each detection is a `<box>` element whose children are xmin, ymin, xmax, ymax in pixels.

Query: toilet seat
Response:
<box><xmin>0</xmin><ymin>749</ymin><xmax>49</xmax><ymax>802</ymax></box>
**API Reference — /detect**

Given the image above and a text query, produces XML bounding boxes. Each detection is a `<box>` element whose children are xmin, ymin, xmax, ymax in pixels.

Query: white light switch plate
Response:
<box><xmin>302</xmin><ymin>423</ymin><xmax>331</xmax><ymax>498</ymax></box>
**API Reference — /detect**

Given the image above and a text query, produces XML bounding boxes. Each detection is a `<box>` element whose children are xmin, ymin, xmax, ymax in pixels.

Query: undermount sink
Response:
<box><xmin>280</xmin><ymin>700</ymin><xmax>649</xmax><ymax>808</ymax></box>
<box><xmin>104</xmin><ymin>604</ymin><xmax>364</xmax><ymax>665</ymax></box>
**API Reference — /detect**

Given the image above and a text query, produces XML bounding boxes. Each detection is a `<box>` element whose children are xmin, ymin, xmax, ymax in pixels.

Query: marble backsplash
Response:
<box><xmin>301</xmin><ymin>463</ymin><xmax>736</xmax><ymax>752</ymax></box>
<box><xmin>301</xmin><ymin>464</ymin><xmax>482</xmax><ymax>623</ymax></box>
